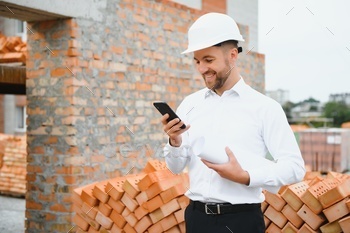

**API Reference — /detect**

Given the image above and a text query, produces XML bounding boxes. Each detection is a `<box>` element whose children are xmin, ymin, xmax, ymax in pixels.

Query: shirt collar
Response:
<box><xmin>204</xmin><ymin>77</ymin><xmax>247</xmax><ymax>98</ymax></box>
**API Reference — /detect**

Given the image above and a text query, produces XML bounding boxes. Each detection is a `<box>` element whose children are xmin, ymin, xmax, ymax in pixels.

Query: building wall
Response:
<box><xmin>24</xmin><ymin>0</ymin><xmax>264</xmax><ymax>231</ymax></box>
<box><xmin>227</xmin><ymin>0</ymin><xmax>259</xmax><ymax>52</ymax></box>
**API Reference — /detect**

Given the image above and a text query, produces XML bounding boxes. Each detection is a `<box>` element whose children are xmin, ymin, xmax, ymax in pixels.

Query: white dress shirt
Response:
<box><xmin>165</xmin><ymin>78</ymin><xmax>305</xmax><ymax>204</ymax></box>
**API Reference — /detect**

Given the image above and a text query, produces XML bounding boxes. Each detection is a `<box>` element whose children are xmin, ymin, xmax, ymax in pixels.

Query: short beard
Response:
<box><xmin>210</xmin><ymin>60</ymin><xmax>233</xmax><ymax>91</ymax></box>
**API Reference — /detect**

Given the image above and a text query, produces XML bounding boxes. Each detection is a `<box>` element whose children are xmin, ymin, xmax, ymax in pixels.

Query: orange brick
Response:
<box><xmin>264</xmin><ymin>206</ymin><xmax>287</xmax><ymax>229</ymax></box>
<box><xmin>281</xmin><ymin>222</ymin><xmax>298</xmax><ymax>233</ymax></box>
<box><xmin>281</xmin><ymin>204</ymin><xmax>303</xmax><ymax>229</ymax></box>
<box><xmin>135</xmin><ymin>191</ymin><xmax>149</xmax><ymax>206</ymax></box>
<box><xmin>142</xmin><ymin>195</ymin><xmax>163</xmax><ymax>212</ymax></box>
<box><xmin>73</xmin><ymin>204</ymin><xmax>100</xmax><ymax>230</ymax></box>
<box><xmin>146</xmin><ymin>175</ymin><xmax>183</xmax><ymax>199</ymax></box>
<box><xmin>319</xmin><ymin>179</ymin><xmax>350</xmax><ymax>208</ymax></box>
<box><xmin>124</xmin><ymin>212</ymin><xmax>138</xmax><ymax>227</ymax></box>
<box><xmin>95</xmin><ymin>211</ymin><xmax>113</xmax><ymax>230</ymax></box>
<box><xmin>138</xmin><ymin>169</ymin><xmax>173</xmax><ymax>191</ymax></box>
<box><xmin>178</xmin><ymin>222</ymin><xmax>186</xmax><ymax>233</ymax></box>
<box><xmin>121</xmin><ymin>192</ymin><xmax>139</xmax><ymax>212</ymax></box>
<box><xmin>174</xmin><ymin>208</ymin><xmax>185</xmax><ymax>223</ymax></box>
<box><xmin>160</xmin><ymin>183</ymin><xmax>186</xmax><ymax>204</ymax></box>
<box><xmin>265</xmin><ymin>222</ymin><xmax>281</xmax><ymax>233</ymax></box>
<box><xmin>319</xmin><ymin>220</ymin><xmax>342</xmax><ymax>233</ymax></box>
<box><xmin>264</xmin><ymin>216</ymin><xmax>271</xmax><ymax>229</ymax></box>
<box><xmin>109</xmin><ymin>209</ymin><xmax>126</xmax><ymax>229</ymax></box>
<box><xmin>134</xmin><ymin>205</ymin><xmax>148</xmax><ymax>220</ymax></box>
<box><xmin>177</xmin><ymin>195</ymin><xmax>190</xmax><ymax>209</ymax></box>
<box><xmin>123</xmin><ymin>174</ymin><xmax>145</xmax><ymax>198</ymax></box>
<box><xmin>261</xmin><ymin>201</ymin><xmax>269</xmax><ymax>212</ymax></box>
<box><xmin>72</xmin><ymin>214</ymin><xmax>89</xmax><ymax>231</ymax></box>
<box><xmin>98</xmin><ymin>202</ymin><xmax>112</xmax><ymax>217</ymax></box>
<box><xmin>281</xmin><ymin>181</ymin><xmax>309</xmax><ymax>211</ymax></box>
<box><xmin>298</xmin><ymin>223</ymin><xmax>318</xmax><ymax>233</ymax></box>
<box><xmin>143</xmin><ymin>159</ymin><xmax>167</xmax><ymax>173</ymax></box>
<box><xmin>93</xmin><ymin>181</ymin><xmax>110</xmax><ymax>203</ymax></box>
<box><xmin>147</xmin><ymin>221</ymin><xmax>163</xmax><ymax>233</ymax></box>
<box><xmin>323</xmin><ymin>197</ymin><xmax>350</xmax><ymax>222</ymax></box>
<box><xmin>81</xmin><ymin>202</ymin><xmax>98</xmax><ymax>219</ymax></box>
<box><xmin>110</xmin><ymin>223</ymin><xmax>123</xmax><ymax>233</ymax></box>
<box><xmin>160</xmin><ymin>214</ymin><xmax>177</xmax><ymax>231</ymax></box>
<box><xmin>339</xmin><ymin>215</ymin><xmax>350</xmax><ymax>233</ymax></box>
<box><xmin>264</xmin><ymin>191</ymin><xmax>286</xmax><ymax>211</ymax></box>
<box><xmin>105</xmin><ymin>177</ymin><xmax>125</xmax><ymax>201</ymax></box>
<box><xmin>300</xmin><ymin>180</ymin><xmax>329</xmax><ymax>214</ymax></box>
<box><xmin>81</xmin><ymin>183</ymin><xmax>99</xmax><ymax>207</ymax></box>
<box><xmin>123</xmin><ymin>223</ymin><xmax>136</xmax><ymax>233</ymax></box>
<box><xmin>165</xmin><ymin>225</ymin><xmax>181</xmax><ymax>233</ymax></box>
<box><xmin>107</xmin><ymin>198</ymin><xmax>125</xmax><ymax>214</ymax></box>
<box><xmin>297</xmin><ymin>204</ymin><xmax>326</xmax><ymax>230</ymax></box>
<box><xmin>134</xmin><ymin>215</ymin><xmax>152</xmax><ymax>232</ymax></box>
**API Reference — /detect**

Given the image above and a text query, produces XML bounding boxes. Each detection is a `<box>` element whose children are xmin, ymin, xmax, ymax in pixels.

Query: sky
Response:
<box><xmin>258</xmin><ymin>0</ymin><xmax>350</xmax><ymax>103</ymax></box>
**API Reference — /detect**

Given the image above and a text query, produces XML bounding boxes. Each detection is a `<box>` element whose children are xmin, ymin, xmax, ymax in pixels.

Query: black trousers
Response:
<box><xmin>185</xmin><ymin>201</ymin><xmax>265</xmax><ymax>233</ymax></box>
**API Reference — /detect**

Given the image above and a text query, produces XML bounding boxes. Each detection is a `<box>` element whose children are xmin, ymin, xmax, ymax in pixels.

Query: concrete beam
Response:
<box><xmin>0</xmin><ymin>0</ymin><xmax>107</xmax><ymax>22</ymax></box>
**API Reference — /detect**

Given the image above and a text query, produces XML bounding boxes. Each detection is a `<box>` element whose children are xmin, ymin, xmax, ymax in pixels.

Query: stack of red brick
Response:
<box><xmin>72</xmin><ymin>159</ymin><xmax>189</xmax><ymax>233</ymax></box>
<box><xmin>73</xmin><ymin>159</ymin><xmax>350</xmax><ymax>233</ymax></box>
<box><xmin>0</xmin><ymin>33</ymin><xmax>27</xmax><ymax>64</ymax></box>
<box><xmin>0</xmin><ymin>133</ymin><xmax>27</xmax><ymax>196</ymax></box>
<box><xmin>263</xmin><ymin>171</ymin><xmax>350</xmax><ymax>232</ymax></box>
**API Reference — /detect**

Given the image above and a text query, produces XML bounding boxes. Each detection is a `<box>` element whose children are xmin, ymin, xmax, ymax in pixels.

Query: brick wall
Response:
<box><xmin>25</xmin><ymin>0</ymin><xmax>265</xmax><ymax>232</ymax></box>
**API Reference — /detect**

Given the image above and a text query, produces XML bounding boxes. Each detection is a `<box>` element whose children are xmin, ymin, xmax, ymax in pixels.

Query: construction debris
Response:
<box><xmin>0</xmin><ymin>33</ymin><xmax>27</xmax><ymax>64</ymax></box>
<box><xmin>0</xmin><ymin>134</ymin><xmax>27</xmax><ymax>196</ymax></box>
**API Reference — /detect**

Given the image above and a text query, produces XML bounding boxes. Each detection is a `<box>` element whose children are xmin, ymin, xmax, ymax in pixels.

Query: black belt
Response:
<box><xmin>191</xmin><ymin>200</ymin><xmax>261</xmax><ymax>215</ymax></box>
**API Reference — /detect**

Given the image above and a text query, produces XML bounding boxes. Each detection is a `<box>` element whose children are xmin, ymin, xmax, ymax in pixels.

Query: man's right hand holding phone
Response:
<box><xmin>161</xmin><ymin>114</ymin><xmax>190</xmax><ymax>147</ymax></box>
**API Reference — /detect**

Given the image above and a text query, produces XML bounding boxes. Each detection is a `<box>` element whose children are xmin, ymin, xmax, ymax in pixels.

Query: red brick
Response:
<box><xmin>319</xmin><ymin>220</ymin><xmax>342</xmax><ymax>233</ymax></box>
<box><xmin>298</xmin><ymin>223</ymin><xmax>318</xmax><ymax>233</ymax></box>
<box><xmin>281</xmin><ymin>181</ymin><xmax>309</xmax><ymax>211</ymax></box>
<box><xmin>265</xmin><ymin>222</ymin><xmax>281</xmax><ymax>233</ymax></box>
<box><xmin>142</xmin><ymin>195</ymin><xmax>163</xmax><ymax>213</ymax></box>
<box><xmin>264</xmin><ymin>191</ymin><xmax>286</xmax><ymax>211</ymax></box>
<box><xmin>160</xmin><ymin>214</ymin><xmax>177</xmax><ymax>231</ymax></box>
<box><xmin>322</xmin><ymin>197</ymin><xmax>350</xmax><ymax>222</ymax></box>
<box><xmin>123</xmin><ymin>174</ymin><xmax>145</xmax><ymax>198</ymax></box>
<box><xmin>281</xmin><ymin>222</ymin><xmax>298</xmax><ymax>233</ymax></box>
<box><xmin>297</xmin><ymin>204</ymin><xmax>326</xmax><ymax>230</ymax></box>
<box><xmin>123</xmin><ymin>223</ymin><xmax>136</xmax><ymax>233</ymax></box>
<box><xmin>109</xmin><ymin>209</ymin><xmax>126</xmax><ymax>229</ymax></box>
<box><xmin>95</xmin><ymin>211</ymin><xmax>113</xmax><ymax>230</ymax></box>
<box><xmin>121</xmin><ymin>192</ymin><xmax>139</xmax><ymax>212</ymax></box>
<box><xmin>98</xmin><ymin>202</ymin><xmax>112</xmax><ymax>217</ymax></box>
<box><xmin>72</xmin><ymin>214</ymin><xmax>89</xmax><ymax>231</ymax></box>
<box><xmin>93</xmin><ymin>181</ymin><xmax>110</xmax><ymax>203</ymax></box>
<box><xmin>107</xmin><ymin>198</ymin><xmax>125</xmax><ymax>214</ymax></box>
<box><xmin>339</xmin><ymin>215</ymin><xmax>350</xmax><ymax>233</ymax></box>
<box><xmin>264</xmin><ymin>206</ymin><xmax>287</xmax><ymax>229</ymax></box>
<box><xmin>318</xmin><ymin>179</ymin><xmax>350</xmax><ymax>208</ymax></box>
<box><xmin>281</xmin><ymin>204</ymin><xmax>303</xmax><ymax>229</ymax></box>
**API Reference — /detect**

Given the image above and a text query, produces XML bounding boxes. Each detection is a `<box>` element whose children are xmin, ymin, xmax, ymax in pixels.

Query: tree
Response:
<box><xmin>322</xmin><ymin>101</ymin><xmax>350</xmax><ymax>127</ymax></box>
<box><xmin>282</xmin><ymin>101</ymin><xmax>296</xmax><ymax>121</ymax></box>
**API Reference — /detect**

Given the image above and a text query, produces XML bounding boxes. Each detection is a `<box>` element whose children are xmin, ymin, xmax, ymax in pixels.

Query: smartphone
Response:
<box><xmin>153</xmin><ymin>101</ymin><xmax>186</xmax><ymax>129</ymax></box>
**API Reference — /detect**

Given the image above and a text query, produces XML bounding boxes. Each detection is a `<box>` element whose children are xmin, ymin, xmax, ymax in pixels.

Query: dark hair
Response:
<box><xmin>214</xmin><ymin>40</ymin><xmax>242</xmax><ymax>53</ymax></box>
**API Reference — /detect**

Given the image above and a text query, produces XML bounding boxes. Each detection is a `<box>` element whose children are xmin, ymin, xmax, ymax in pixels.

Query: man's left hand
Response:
<box><xmin>201</xmin><ymin>147</ymin><xmax>250</xmax><ymax>185</ymax></box>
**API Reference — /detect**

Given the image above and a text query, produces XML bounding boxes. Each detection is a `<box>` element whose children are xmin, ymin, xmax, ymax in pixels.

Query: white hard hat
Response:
<box><xmin>182</xmin><ymin>12</ymin><xmax>244</xmax><ymax>54</ymax></box>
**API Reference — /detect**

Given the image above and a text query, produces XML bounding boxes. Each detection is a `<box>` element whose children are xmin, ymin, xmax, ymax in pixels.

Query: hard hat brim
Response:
<box><xmin>181</xmin><ymin>36</ymin><xmax>245</xmax><ymax>54</ymax></box>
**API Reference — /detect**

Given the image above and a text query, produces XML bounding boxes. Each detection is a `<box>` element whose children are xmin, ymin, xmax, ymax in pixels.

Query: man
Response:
<box><xmin>161</xmin><ymin>13</ymin><xmax>305</xmax><ymax>233</ymax></box>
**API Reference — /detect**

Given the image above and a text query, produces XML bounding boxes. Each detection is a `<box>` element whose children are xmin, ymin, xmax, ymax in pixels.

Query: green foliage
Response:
<box><xmin>322</xmin><ymin>101</ymin><xmax>350</xmax><ymax>127</ymax></box>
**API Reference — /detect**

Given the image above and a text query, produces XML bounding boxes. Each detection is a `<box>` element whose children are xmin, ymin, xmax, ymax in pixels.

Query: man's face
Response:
<box><xmin>193</xmin><ymin>46</ymin><xmax>232</xmax><ymax>91</ymax></box>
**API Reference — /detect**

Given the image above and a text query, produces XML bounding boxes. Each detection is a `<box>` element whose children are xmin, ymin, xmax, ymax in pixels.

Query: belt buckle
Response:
<box><xmin>205</xmin><ymin>203</ymin><xmax>221</xmax><ymax>215</ymax></box>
